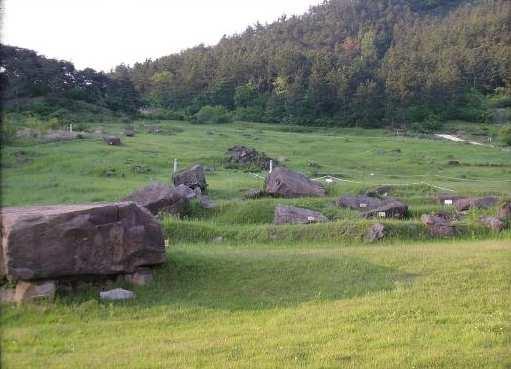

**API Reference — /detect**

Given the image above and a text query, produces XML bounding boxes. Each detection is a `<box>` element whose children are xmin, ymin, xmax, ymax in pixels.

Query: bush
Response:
<box><xmin>139</xmin><ymin>108</ymin><xmax>186</xmax><ymax>121</ymax></box>
<box><xmin>499</xmin><ymin>126</ymin><xmax>511</xmax><ymax>146</ymax></box>
<box><xmin>410</xmin><ymin>115</ymin><xmax>443</xmax><ymax>133</ymax></box>
<box><xmin>234</xmin><ymin>106</ymin><xmax>265</xmax><ymax>122</ymax></box>
<box><xmin>0</xmin><ymin>119</ymin><xmax>17</xmax><ymax>144</ymax></box>
<box><xmin>193</xmin><ymin>105</ymin><xmax>232</xmax><ymax>124</ymax></box>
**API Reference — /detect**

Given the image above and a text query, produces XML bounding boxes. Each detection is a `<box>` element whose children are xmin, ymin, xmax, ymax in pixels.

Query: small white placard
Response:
<box><xmin>307</xmin><ymin>216</ymin><xmax>315</xmax><ymax>221</ymax></box>
<box><xmin>444</xmin><ymin>199</ymin><xmax>453</xmax><ymax>205</ymax></box>
<box><xmin>378</xmin><ymin>211</ymin><xmax>386</xmax><ymax>218</ymax></box>
<box><xmin>325</xmin><ymin>178</ymin><xmax>333</xmax><ymax>183</ymax></box>
<box><xmin>360</xmin><ymin>203</ymin><xmax>368</xmax><ymax>208</ymax></box>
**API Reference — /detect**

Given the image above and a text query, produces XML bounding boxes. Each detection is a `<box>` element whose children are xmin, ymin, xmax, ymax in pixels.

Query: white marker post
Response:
<box><xmin>269</xmin><ymin>160</ymin><xmax>273</xmax><ymax>173</ymax></box>
<box><xmin>69</xmin><ymin>124</ymin><xmax>73</xmax><ymax>133</ymax></box>
<box><xmin>173</xmin><ymin>159</ymin><xmax>178</xmax><ymax>175</ymax></box>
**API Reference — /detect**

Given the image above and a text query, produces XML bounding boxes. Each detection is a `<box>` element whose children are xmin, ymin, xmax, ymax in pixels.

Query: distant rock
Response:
<box><xmin>122</xmin><ymin>182</ymin><xmax>194</xmax><ymax>216</ymax></box>
<box><xmin>104</xmin><ymin>136</ymin><xmax>121</xmax><ymax>145</ymax></box>
<box><xmin>498</xmin><ymin>201</ymin><xmax>511</xmax><ymax>220</ymax></box>
<box><xmin>0</xmin><ymin>203</ymin><xmax>165</xmax><ymax>281</ymax></box>
<box><xmin>454</xmin><ymin>196</ymin><xmax>499</xmax><ymax>211</ymax></box>
<box><xmin>273</xmin><ymin>205</ymin><xmax>328</xmax><ymax>225</ymax></box>
<box><xmin>100</xmin><ymin>288</ymin><xmax>135</xmax><ymax>301</ymax></box>
<box><xmin>421</xmin><ymin>213</ymin><xmax>457</xmax><ymax>237</ymax></box>
<box><xmin>265</xmin><ymin>167</ymin><xmax>325</xmax><ymax>198</ymax></box>
<box><xmin>366</xmin><ymin>223</ymin><xmax>385</xmax><ymax>242</ymax></box>
<box><xmin>365</xmin><ymin>186</ymin><xmax>393</xmax><ymax>197</ymax></box>
<box><xmin>362</xmin><ymin>200</ymin><xmax>408</xmax><ymax>219</ymax></box>
<box><xmin>336</xmin><ymin>195</ymin><xmax>385</xmax><ymax>210</ymax></box>
<box><xmin>124</xmin><ymin>128</ymin><xmax>135</xmax><ymax>137</ymax></box>
<box><xmin>479</xmin><ymin>216</ymin><xmax>505</xmax><ymax>232</ymax></box>
<box><xmin>225</xmin><ymin>145</ymin><xmax>276</xmax><ymax>170</ymax></box>
<box><xmin>173</xmin><ymin>164</ymin><xmax>208</xmax><ymax>193</ymax></box>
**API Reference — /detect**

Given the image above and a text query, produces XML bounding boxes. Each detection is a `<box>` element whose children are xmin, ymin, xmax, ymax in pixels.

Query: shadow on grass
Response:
<box><xmin>126</xmin><ymin>249</ymin><xmax>412</xmax><ymax>311</ymax></box>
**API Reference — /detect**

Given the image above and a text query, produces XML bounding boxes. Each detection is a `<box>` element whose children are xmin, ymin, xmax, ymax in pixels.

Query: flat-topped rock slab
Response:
<box><xmin>1</xmin><ymin>202</ymin><xmax>165</xmax><ymax>281</ymax></box>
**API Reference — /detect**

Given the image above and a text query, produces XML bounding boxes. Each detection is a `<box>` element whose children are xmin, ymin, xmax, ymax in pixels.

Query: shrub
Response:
<box><xmin>410</xmin><ymin>115</ymin><xmax>443</xmax><ymax>133</ymax></box>
<box><xmin>193</xmin><ymin>105</ymin><xmax>232</xmax><ymax>124</ymax></box>
<box><xmin>234</xmin><ymin>106</ymin><xmax>265</xmax><ymax>122</ymax></box>
<box><xmin>139</xmin><ymin>108</ymin><xmax>186</xmax><ymax>121</ymax></box>
<box><xmin>499</xmin><ymin>126</ymin><xmax>511</xmax><ymax>146</ymax></box>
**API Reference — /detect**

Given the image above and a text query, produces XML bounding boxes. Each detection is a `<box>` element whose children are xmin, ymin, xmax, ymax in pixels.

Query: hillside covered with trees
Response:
<box><xmin>117</xmin><ymin>0</ymin><xmax>511</xmax><ymax>127</ymax></box>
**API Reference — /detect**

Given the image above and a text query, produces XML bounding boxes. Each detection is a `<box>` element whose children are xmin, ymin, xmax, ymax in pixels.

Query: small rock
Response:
<box><xmin>337</xmin><ymin>195</ymin><xmax>385</xmax><ymax>210</ymax></box>
<box><xmin>362</xmin><ymin>201</ymin><xmax>408</xmax><ymax>219</ymax></box>
<box><xmin>212</xmin><ymin>236</ymin><xmax>224</xmax><ymax>243</ymax></box>
<box><xmin>124</xmin><ymin>269</ymin><xmax>154</xmax><ymax>286</ymax></box>
<box><xmin>366</xmin><ymin>223</ymin><xmax>385</xmax><ymax>242</ymax></box>
<box><xmin>454</xmin><ymin>196</ymin><xmax>499</xmax><ymax>211</ymax></box>
<box><xmin>198</xmin><ymin>195</ymin><xmax>216</xmax><ymax>209</ymax></box>
<box><xmin>448</xmin><ymin>160</ymin><xmax>461</xmax><ymax>166</ymax></box>
<box><xmin>100</xmin><ymin>288</ymin><xmax>135</xmax><ymax>301</ymax></box>
<box><xmin>103</xmin><ymin>136</ymin><xmax>121</xmax><ymax>145</ymax></box>
<box><xmin>498</xmin><ymin>201</ymin><xmax>511</xmax><ymax>220</ymax></box>
<box><xmin>274</xmin><ymin>205</ymin><xmax>328</xmax><ymax>225</ymax></box>
<box><xmin>14</xmin><ymin>280</ymin><xmax>56</xmax><ymax>303</ymax></box>
<box><xmin>479</xmin><ymin>216</ymin><xmax>505</xmax><ymax>232</ymax></box>
<box><xmin>124</xmin><ymin>129</ymin><xmax>135</xmax><ymax>137</ymax></box>
<box><xmin>421</xmin><ymin>213</ymin><xmax>457</xmax><ymax>237</ymax></box>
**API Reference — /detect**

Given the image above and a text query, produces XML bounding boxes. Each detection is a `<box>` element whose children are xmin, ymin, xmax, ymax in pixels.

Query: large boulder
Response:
<box><xmin>336</xmin><ymin>195</ymin><xmax>385</xmax><ymax>210</ymax></box>
<box><xmin>265</xmin><ymin>167</ymin><xmax>325</xmax><ymax>198</ymax></box>
<box><xmin>273</xmin><ymin>205</ymin><xmax>328</xmax><ymax>225</ymax></box>
<box><xmin>0</xmin><ymin>203</ymin><xmax>165</xmax><ymax>281</ymax></box>
<box><xmin>421</xmin><ymin>213</ymin><xmax>457</xmax><ymax>237</ymax></box>
<box><xmin>225</xmin><ymin>145</ymin><xmax>275</xmax><ymax>170</ymax></box>
<box><xmin>479</xmin><ymin>216</ymin><xmax>505</xmax><ymax>232</ymax></box>
<box><xmin>122</xmin><ymin>182</ymin><xmax>195</xmax><ymax>216</ymax></box>
<box><xmin>365</xmin><ymin>223</ymin><xmax>385</xmax><ymax>242</ymax></box>
<box><xmin>173</xmin><ymin>165</ymin><xmax>207</xmax><ymax>193</ymax></box>
<box><xmin>362</xmin><ymin>201</ymin><xmax>408</xmax><ymax>219</ymax></box>
<box><xmin>454</xmin><ymin>196</ymin><xmax>499</xmax><ymax>212</ymax></box>
<box><xmin>435</xmin><ymin>194</ymin><xmax>466</xmax><ymax>205</ymax></box>
<box><xmin>103</xmin><ymin>136</ymin><xmax>121</xmax><ymax>145</ymax></box>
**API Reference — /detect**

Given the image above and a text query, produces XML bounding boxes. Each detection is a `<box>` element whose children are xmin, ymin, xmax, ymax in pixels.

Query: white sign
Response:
<box><xmin>325</xmin><ymin>178</ymin><xmax>333</xmax><ymax>183</ymax></box>
<box><xmin>444</xmin><ymin>199</ymin><xmax>453</xmax><ymax>205</ymax></box>
<box><xmin>307</xmin><ymin>216</ymin><xmax>315</xmax><ymax>222</ymax></box>
<box><xmin>378</xmin><ymin>211</ymin><xmax>386</xmax><ymax>218</ymax></box>
<box><xmin>360</xmin><ymin>203</ymin><xmax>368</xmax><ymax>208</ymax></box>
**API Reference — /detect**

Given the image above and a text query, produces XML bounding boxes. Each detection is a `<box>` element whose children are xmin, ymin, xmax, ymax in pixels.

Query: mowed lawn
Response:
<box><xmin>1</xmin><ymin>239</ymin><xmax>510</xmax><ymax>369</ymax></box>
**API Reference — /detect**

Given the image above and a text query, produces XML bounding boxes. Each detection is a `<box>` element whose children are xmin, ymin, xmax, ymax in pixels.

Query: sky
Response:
<box><xmin>2</xmin><ymin>0</ymin><xmax>322</xmax><ymax>72</ymax></box>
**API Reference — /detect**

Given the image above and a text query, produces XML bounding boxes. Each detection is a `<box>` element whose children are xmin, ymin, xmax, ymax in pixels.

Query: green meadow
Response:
<box><xmin>1</xmin><ymin>120</ymin><xmax>510</xmax><ymax>368</ymax></box>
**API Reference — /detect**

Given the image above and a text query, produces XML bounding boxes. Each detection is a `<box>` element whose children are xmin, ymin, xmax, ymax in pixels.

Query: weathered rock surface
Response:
<box><xmin>14</xmin><ymin>280</ymin><xmax>56</xmax><ymax>303</ymax></box>
<box><xmin>421</xmin><ymin>213</ymin><xmax>457</xmax><ymax>237</ymax></box>
<box><xmin>104</xmin><ymin>136</ymin><xmax>121</xmax><ymax>145</ymax></box>
<box><xmin>479</xmin><ymin>216</ymin><xmax>505</xmax><ymax>232</ymax></box>
<box><xmin>225</xmin><ymin>145</ymin><xmax>276</xmax><ymax>170</ymax></box>
<box><xmin>273</xmin><ymin>205</ymin><xmax>328</xmax><ymax>225</ymax></box>
<box><xmin>124</xmin><ymin>128</ymin><xmax>135</xmax><ymax>137</ymax></box>
<box><xmin>498</xmin><ymin>201</ymin><xmax>511</xmax><ymax>220</ymax></box>
<box><xmin>365</xmin><ymin>186</ymin><xmax>393</xmax><ymax>197</ymax></box>
<box><xmin>265</xmin><ymin>167</ymin><xmax>325</xmax><ymax>198</ymax></box>
<box><xmin>336</xmin><ymin>195</ymin><xmax>385</xmax><ymax>210</ymax></box>
<box><xmin>366</xmin><ymin>223</ymin><xmax>385</xmax><ymax>242</ymax></box>
<box><xmin>454</xmin><ymin>196</ymin><xmax>499</xmax><ymax>211</ymax></box>
<box><xmin>198</xmin><ymin>195</ymin><xmax>216</xmax><ymax>209</ymax></box>
<box><xmin>362</xmin><ymin>201</ymin><xmax>408</xmax><ymax>219</ymax></box>
<box><xmin>100</xmin><ymin>288</ymin><xmax>135</xmax><ymax>301</ymax></box>
<box><xmin>173</xmin><ymin>165</ymin><xmax>208</xmax><ymax>193</ymax></box>
<box><xmin>0</xmin><ymin>203</ymin><xmax>165</xmax><ymax>281</ymax></box>
<box><xmin>122</xmin><ymin>182</ymin><xmax>195</xmax><ymax>215</ymax></box>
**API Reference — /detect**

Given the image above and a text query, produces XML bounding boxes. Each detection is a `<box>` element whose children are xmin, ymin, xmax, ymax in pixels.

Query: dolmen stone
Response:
<box><xmin>100</xmin><ymin>288</ymin><xmax>135</xmax><ymax>301</ymax></box>
<box><xmin>122</xmin><ymin>182</ymin><xmax>195</xmax><ymax>216</ymax></box>
<box><xmin>498</xmin><ymin>200</ymin><xmax>511</xmax><ymax>220</ymax></box>
<box><xmin>421</xmin><ymin>213</ymin><xmax>457</xmax><ymax>237</ymax></box>
<box><xmin>479</xmin><ymin>216</ymin><xmax>505</xmax><ymax>232</ymax></box>
<box><xmin>362</xmin><ymin>200</ymin><xmax>408</xmax><ymax>219</ymax></box>
<box><xmin>0</xmin><ymin>203</ymin><xmax>165</xmax><ymax>281</ymax></box>
<box><xmin>104</xmin><ymin>136</ymin><xmax>121</xmax><ymax>145</ymax></box>
<box><xmin>173</xmin><ymin>164</ymin><xmax>208</xmax><ymax>193</ymax></box>
<box><xmin>336</xmin><ymin>195</ymin><xmax>385</xmax><ymax>210</ymax></box>
<box><xmin>225</xmin><ymin>145</ymin><xmax>276</xmax><ymax>170</ymax></box>
<box><xmin>366</xmin><ymin>223</ymin><xmax>385</xmax><ymax>242</ymax></box>
<box><xmin>454</xmin><ymin>196</ymin><xmax>499</xmax><ymax>212</ymax></box>
<box><xmin>265</xmin><ymin>167</ymin><xmax>325</xmax><ymax>198</ymax></box>
<box><xmin>273</xmin><ymin>205</ymin><xmax>327</xmax><ymax>225</ymax></box>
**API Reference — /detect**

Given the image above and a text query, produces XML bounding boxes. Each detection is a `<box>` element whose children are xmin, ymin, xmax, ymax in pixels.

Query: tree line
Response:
<box><xmin>116</xmin><ymin>0</ymin><xmax>511</xmax><ymax>127</ymax></box>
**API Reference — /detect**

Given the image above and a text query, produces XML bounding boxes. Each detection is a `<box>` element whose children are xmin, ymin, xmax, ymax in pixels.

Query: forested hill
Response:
<box><xmin>116</xmin><ymin>0</ymin><xmax>511</xmax><ymax>127</ymax></box>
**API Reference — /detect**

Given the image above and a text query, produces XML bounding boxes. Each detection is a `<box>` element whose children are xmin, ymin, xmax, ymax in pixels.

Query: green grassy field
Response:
<box><xmin>1</xmin><ymin>120</ymin><xmax>511</xmax><ymax>368</ymax></box>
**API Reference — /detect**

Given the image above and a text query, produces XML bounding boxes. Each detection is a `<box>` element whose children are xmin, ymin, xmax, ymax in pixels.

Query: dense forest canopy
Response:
<box><xmin>1</xmin><ymin>0</ymin><xmax>510</xmax><ymax>127</ymax></box>
<box><xmin>115</xmin><ymin>0</ymin><xmax>511</xmax><ymax>126</ymax></box>
<box><xmin>0</xmin><ymin>45</ymin><xmax>141</xmax><ymax>115</ymax></box>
